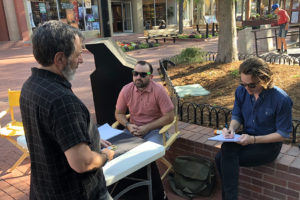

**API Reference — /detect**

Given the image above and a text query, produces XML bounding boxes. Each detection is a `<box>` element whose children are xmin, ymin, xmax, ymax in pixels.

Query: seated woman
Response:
<box><xmin>159</xmin><ymin>20</ymin><xmax>166</xmax><ymax>29</ymax></box>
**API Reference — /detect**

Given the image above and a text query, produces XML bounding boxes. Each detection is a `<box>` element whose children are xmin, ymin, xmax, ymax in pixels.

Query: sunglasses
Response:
<box><xmin>240</xmin><ymin>82</ymin><xmax>259</xmax><ymax>89</ymax></box>
<box><xmin>132</xmin><ymin>70</ymin><xmax>151</xmax><ymax>78</ymax></box>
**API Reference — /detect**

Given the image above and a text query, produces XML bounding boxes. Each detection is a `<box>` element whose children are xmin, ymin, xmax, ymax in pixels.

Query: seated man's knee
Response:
<box><xmin>221</xmin><ymin>142</ymin><xmax>240</xmax><ymax>154</ymax></box>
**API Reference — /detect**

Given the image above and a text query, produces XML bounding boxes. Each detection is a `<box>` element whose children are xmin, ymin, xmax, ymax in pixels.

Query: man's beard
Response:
<box><xmin>134</xmin><ymin>79</ymin><xmax>149</xmax><ymax>88</ymax></box>
<box><xmin>62</xmin><ymin>60</ymin><xmax>76</xmax><ymax>81</ymax></box>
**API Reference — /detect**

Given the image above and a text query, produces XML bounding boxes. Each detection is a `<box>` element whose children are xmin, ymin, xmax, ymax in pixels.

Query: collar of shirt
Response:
<box><xmin>32</xmin><ymin>67</ymin><xmax>72</xmax><ymax>89</ymax></box>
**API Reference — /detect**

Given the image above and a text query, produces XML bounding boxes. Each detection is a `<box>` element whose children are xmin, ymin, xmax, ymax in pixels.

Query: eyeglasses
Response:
<box><xmin>240</xmin><ymin>82</ymin><xmax>259</xmax><ymax>89</ymax></box>
<box><xmin>132</xmin><ymin>70</ymin><xmax>151</xmax><ymax>78</ymax></box>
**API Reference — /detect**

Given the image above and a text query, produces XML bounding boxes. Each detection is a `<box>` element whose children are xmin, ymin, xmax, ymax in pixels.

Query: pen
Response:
<box><xmin>214</xmin><ymin>123</ymin><xmax>229</xmax><ymax>135</ymax></box>
<box><xmin>225</xmin><ymin>123</ymin><xmax>235</xmax><ymax>136</ymax></box>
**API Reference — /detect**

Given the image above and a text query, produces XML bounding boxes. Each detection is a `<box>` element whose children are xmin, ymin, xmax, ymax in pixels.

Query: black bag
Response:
<box><xmin>168</xmin><ymin>156</ymin><xmax>216</xmax><ymax>199</ymax></box>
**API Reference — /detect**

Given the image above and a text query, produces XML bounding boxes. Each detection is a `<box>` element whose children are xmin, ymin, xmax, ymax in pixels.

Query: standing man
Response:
<box><xmin>115</xmin><ymin>60</ymin><xmax>174</xmax><ymax>145</ymax></box>
<box><xmin>272</xmin><ymin>3</ymin><xmax>290</xmax><ymax>54</ymax></box>
<box><xmin>20</xmin><ymin>21</ymin><xmax>114</xmax><ymax>200</ymax></box>
<box><xmin>215</xmin><ymin>57</ymin><xmax>293</xmax><ymax>200</ymax></box>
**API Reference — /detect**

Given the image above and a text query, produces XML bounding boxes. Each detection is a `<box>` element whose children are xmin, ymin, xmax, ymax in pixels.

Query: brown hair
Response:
<box><xmin>239</xmin><ymin>57</ymin><xmax>274</xmax><ymax>89</ymax></box>
<box><xmin>136</xmin><ymin>60</ymin><xmax>153</xmax><ymax>74</ymax></box>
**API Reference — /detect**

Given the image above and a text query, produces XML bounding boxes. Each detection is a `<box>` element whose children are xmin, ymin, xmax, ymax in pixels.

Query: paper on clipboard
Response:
<box><xmin>208</xmin><ymin>134</ymin><xmax>241</xmax><ymax>142</ymax></box>
<box><xmin>98</xmin><ymin>123</ymin><xmax>123</xmax><ymax>140</ymax></box>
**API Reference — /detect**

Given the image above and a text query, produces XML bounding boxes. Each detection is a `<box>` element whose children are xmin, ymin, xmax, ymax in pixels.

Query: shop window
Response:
<box><xmin>31</xmin><ymin>0</ymin><xmax>58</xmax><ymax>27</ymax></box>
<box><xmin>143</xmin><ymin>0</ymin><xmax>166</xmax><ymax>28</ymax></box>
<box><xmin>58</xmin><ymin>0</ymin><xmax>100</xmax><ymax>31</ymax></box>
<box><xmin>30</xmin><ymin>0</ymin><xmax>100</xmax><ymax>31</ymax></box>
<box><xmin>83</xmin><ymin>0</ymin><xmax>100</xmax><ymax>30</ymax></box>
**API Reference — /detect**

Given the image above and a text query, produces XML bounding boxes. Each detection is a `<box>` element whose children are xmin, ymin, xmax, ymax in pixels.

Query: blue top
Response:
<box><xmin>232</xmin><ymin>86</ymin><xmax>293</xmax><ymax>138</ymax></box>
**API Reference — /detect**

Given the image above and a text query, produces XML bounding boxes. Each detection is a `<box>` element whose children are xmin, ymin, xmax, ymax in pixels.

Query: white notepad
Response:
<box><xmin>208</xmin><ymin>134</ymin><xmax>241</xmax><ymax>142</ymax></box>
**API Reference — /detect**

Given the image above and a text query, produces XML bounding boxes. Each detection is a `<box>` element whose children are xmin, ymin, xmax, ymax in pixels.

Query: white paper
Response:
<box><xmin>98</xmin><ymin>123</ymin><xmax>123</xmax><ymax>140</ymax></box>
<box><xmin>208</xmin><ymin>134</ymin><xmax>241</xmax><ymax>142</ymax></box>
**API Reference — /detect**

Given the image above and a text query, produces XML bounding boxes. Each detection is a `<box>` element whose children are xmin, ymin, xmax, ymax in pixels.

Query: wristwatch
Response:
<box><xmin>125</xmin><ymin>121</ymin><xmax>130</xmax><ymax>129</ymax></box>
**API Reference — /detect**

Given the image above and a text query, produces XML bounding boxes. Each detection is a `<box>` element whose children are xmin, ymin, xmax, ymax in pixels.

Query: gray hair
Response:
<box><xmin>32</xmin><ymin>20</ymin><xmax>84</xmax><ymax>67</ymax></box>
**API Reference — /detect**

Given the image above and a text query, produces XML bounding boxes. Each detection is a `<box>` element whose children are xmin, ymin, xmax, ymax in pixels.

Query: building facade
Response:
<box><xmin>0</xmin><ymin>0</ymin><xmax>205</xmax><ymax>42</ymax></box>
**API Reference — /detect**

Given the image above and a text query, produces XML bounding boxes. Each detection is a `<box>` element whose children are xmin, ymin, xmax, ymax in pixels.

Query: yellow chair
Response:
<box><xmin>111</xmin><ymin>112</ymin><xmax>180</xmax><ymax>180</ymax></box>
<box><xmin>0</xmin><ymin>89</ymin><xmax>29</xmax><ymax>172</ymax></box>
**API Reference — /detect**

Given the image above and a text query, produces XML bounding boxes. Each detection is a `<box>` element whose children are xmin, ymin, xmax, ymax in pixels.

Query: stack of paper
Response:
<box><xmin>98</xmin><ymin>123</ymin><xmax>123</xmax><ymax>140</ymax></box>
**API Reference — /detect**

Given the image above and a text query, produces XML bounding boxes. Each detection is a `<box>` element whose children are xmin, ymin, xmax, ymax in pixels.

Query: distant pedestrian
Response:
<box><xmin>159</xmin><ymin>20</ymin><xmax>166</xmax><ymax>29</ymax></box>
<box><xmin>272</xmin><ymin>3</ymin><xmax>290</xmax><ymax>54</ymax></box>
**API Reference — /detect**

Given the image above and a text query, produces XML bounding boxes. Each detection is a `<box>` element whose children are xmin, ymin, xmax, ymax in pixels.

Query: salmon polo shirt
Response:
<box><xmin>116</xmin><ymin>80</ymin><xmax>174</xmax><ymax>126</ymax></box>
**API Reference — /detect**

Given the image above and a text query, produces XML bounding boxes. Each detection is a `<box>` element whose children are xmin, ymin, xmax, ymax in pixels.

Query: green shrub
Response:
<box><xmin>195</xmin><ymin>34</ymin><xmax>202</xmax><ymax>39</ymax></box>
<box><xmin>139</xmin><ymin>43</ymin><xmax>149</xmax><ymax>49</ymax></box>
<box><xmin>230</xmin><ymin>69</ymin><xmax>239</xmax><ymax>77</ymax></box>
<box><xmin>178</xmin><ymin>34</ymin><xmax>189</xmax><ymax>39</ymax></box>
<box><xmin>128</xmin><ymin>46</ymin><xmax>135</xmax><ymax>51</ymax></box>
<box><xmin>153</xmin><ymin>43</ymin><xmax>160</xmax><ymax>47</ymax></box>
<box><xmin>171</xmin><ymin>48</ymin><xmax>206</xmax><ymax>65</ymax></box>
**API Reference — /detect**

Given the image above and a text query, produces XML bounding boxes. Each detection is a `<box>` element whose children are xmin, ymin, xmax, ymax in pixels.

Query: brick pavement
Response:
<box><xmin>0</xmin><ymin>34</ymin><xmax>218</xmax><ymax>200</ymax></box>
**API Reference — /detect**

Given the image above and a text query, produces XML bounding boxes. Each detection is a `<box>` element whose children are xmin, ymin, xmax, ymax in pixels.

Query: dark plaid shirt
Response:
<box><xmin>20</xmin><ymin>68</ymin><xmax>107</xmax><ymax>200</ymax></box>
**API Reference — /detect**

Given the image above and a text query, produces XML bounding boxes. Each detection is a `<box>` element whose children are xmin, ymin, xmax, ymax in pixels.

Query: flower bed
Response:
<box><xmin>116</xmin><ymin>41</ymin><xmax>160</xmax><ymax>52</ymax></box>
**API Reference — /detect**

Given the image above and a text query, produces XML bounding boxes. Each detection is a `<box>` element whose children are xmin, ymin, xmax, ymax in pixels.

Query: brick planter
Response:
<box><xmin>161</xmin><ymin>122</ymin><xmax>300</xmax><ymax>200</ymax></box>
<box><xmin>242</xmin><ymin>19</ymin><xmax>277</xmax><ymax>27</ymax></box>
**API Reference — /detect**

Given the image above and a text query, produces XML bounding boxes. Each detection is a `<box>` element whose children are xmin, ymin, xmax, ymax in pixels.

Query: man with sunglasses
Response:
<box><xmin>115</xmin><ymin>60</ymin><xmax>174</xmax><ymax>145</ymax></box>
<box><xmin>114</xmin><ymin>61</ymin><xmax>173</xmax><ymax>200</ymax></box>
<box><xmin>215</xmin><ymin>57</ymin><xmax>292</xmax><ymax>200</ymax></box>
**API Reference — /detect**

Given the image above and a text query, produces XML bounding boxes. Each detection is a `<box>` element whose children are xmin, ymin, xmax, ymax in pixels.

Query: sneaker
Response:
<box><xmin>277</xmin><ymin>49</ymin><xmax>281</xmax><ymax>53</ymax></box>
<box><xmin>283</xmin><ymin>49</ymin><xmax>288</xmax><ymax>54</ymax></box>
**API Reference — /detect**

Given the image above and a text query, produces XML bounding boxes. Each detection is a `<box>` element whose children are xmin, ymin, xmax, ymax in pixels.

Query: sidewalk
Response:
<box><xmin>0</xmin><ymin>34</ymin><xmax>219</xmax><ymax>200</ymax></box>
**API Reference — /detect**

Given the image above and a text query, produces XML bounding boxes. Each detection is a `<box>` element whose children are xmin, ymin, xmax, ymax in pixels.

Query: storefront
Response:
<box><xmin>28</xmin><ymin>0</ymin><xmax>100</xmax><ymax>32</ymax></box>
<box><xmin>111</xmin><ymin>0</ymin><xmax>133</xmax><ymax>32</ymax></box>
<box><xmin>142</xmin><ymin>0</ymin><xmax>177</xmax><ymax>29</ymax></box>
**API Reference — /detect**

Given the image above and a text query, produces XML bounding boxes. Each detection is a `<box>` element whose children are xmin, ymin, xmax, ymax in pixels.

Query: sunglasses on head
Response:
<box><xmin>240</xmin><ymin>82</ymin><xmax>258</xmax><ymax>89</ymax></box>
<box><xmin>132</xmin><ymin>70</ymin><xmax>151</xmax><ymax>78</ymax></box>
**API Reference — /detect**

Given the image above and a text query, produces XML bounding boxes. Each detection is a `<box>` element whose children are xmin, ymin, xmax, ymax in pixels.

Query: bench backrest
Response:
<box><xmin>145</xmin><ymin>26</ymin><xmax>178</xmax><ymax>37</ymax></box>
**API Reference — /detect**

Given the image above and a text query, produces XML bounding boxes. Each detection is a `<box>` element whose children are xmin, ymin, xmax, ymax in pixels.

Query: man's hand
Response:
<box><xmin>100</xmin><ymin>139</ymin><xmax>111</xmax><ymax>148</ymax></box>
<box><xmin>102</xmin><ymin>148</ymin><xmax>114</xmax><ymax>161</ymax></box>
<box><xmin>133</xmin><ymin>125</ymin><xmax>149</xmax><ymax>137</ymax></box>
<box><xmin>236</xmin><ymin>134</ymin><xmax>254</xmax><ymax>146</ymax></box>
<box><xmin>222</xmin><ymin>128</ymin><xmax>235</xmax><ymax>139</ymax></box>
<box><xmin>127</xmin><ymin>123</ymin><xmax>138</xmax><ymax>134</ymax></box>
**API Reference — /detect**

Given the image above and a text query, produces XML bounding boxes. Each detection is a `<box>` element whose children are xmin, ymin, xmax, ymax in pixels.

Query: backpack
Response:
<box><xmin>168</xmin><ymin>156</ymin><xmax>216</xmax><ymax>199</ymax></box>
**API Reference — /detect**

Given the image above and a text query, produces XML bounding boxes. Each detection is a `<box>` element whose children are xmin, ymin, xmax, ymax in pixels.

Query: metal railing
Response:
<box><xmin>252</xmin><ymin>24</ymin><xmax>300</xmax><ymax>57</ymax></box>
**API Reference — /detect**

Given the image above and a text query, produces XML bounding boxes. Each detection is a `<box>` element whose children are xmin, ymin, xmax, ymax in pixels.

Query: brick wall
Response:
<box><xmin>164</xmin><ymin>122</ymin><xmax>300</xmax><ymax>200</ymax></box>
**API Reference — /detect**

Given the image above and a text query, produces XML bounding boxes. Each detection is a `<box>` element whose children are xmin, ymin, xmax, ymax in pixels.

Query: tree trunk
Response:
<box><xmin>215</xmin><ymin>0</ymin><xmax>238</xmax><ymax>64</ymax></box>
<box><xmin>245</xmin><ymin>0</ymin><xmax>251</xmax><ymax>20</ymax></box>
<box><xmin>179</xmin><ymin>0</ymin><xmax>184</xmax><ymax>34</ymax></box>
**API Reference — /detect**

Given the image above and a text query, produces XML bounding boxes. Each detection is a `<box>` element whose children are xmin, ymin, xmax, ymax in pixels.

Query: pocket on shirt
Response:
<box><xmin>264</xmin><ymin>108</ymin><xmax>274</xmax><ymax>117</ymax></box>
<box><xmin>259</xmin><ymin>108</ymin><xmax>275</xmax><ymax>127</ymax></box>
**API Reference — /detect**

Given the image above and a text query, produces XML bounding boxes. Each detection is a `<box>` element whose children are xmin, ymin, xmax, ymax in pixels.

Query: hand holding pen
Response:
<box><xmin>222</xmin><ymin>123</ymin><xmax>235</xmax><ymax>139</ymax></box>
